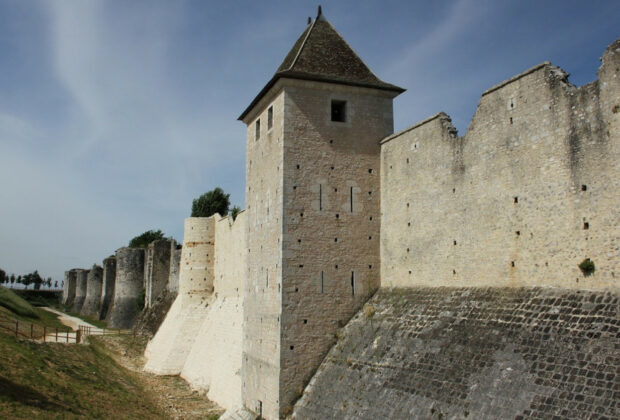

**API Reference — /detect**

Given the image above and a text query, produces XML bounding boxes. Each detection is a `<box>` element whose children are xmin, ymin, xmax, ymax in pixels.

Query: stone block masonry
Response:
<box><xmin>81</xmin><ymin>264</ymin><xmax>103</xmax><ymax>318</ymax></box>
<box><xmin>145</xmin><ymin>217</ymin><xmax>217</xmax><ymax>375</ymax></box>
<box><xmin>292</xmin><ymin>287</ymin><xmax>619</xmax><ymax>419</ymax></box>
<box><xmin>168</xmin><ymin>240</ymin><xmax>182</xmax><ymax>293</ymax></box>
<box><xmin>62</xmin><ymin>269</ymin><xmax>77</xmax><ymax>306</ymax></box>
<box><xmin>144</xmin><ymin>239</ymin><xmax>172</xmax><ymax>308</ymax></box>
<box><xmin>380</xmin><ymin>39</ymin><xmax>620</xmax><ymax>291</ymax></box>
<box><xmin>107</xmin><ymin>247</ymin><xmax>144</xmax><ymax>329</ymax></box>
<box><xmin>71</xmin><ymin>269</ymin><xmax>89</xmax><ymax>313</ymax></box>
<box><xmin>99</xmin><ymin>256</ymin><xmax>116</xmax><ymax>320</ymax></box>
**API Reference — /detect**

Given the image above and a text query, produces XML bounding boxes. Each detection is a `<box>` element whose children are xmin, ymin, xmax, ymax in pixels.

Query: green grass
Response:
<box><xmin>0</xmin><ymin>287</ymin><xmax>39</xmax><ymax>319</ymax></box>
<box><xmin>0</xmin><ymin>329</ymin><xmax>166</xmax><ymax>419</ymax></box>
<box><xmin>13</xmin><ymin>289</ymin><xmax>62</xmax><ymax>308</ymax></box>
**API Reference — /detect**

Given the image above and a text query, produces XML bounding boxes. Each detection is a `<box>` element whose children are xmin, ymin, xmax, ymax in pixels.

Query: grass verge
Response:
<box><xmin>0</xmin><ymin>329</ymin><xmax>166</xmax><ymax>419</ymax></box>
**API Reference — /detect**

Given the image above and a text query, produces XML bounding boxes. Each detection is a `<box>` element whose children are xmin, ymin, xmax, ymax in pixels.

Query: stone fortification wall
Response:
<box><xmin>80</xmin><ymin>264</ymin><xmax>103</xmax><ymax>317</ymax></box>
<box><xmin>168</xmin><ymin>241</ymin><xmax>181</xmax><ymax>293</ymax></box>
<box><xmin>181</xmin><ymin>211</ymin><xmax>247</xmax><ymax>411</ymax></box>
<box><xmin>99</xmin><ymin>256</ymin><xmax>116</xmax><ymax>320</ymax></box>
<box><xmin>62</xmin><ymin>269</ymin><xmax>77</xmax><ymax>306</ymax></box>
<box><xmin>145</xmin><ymin>239</ymin><xmax>172</xmax><ymax>308</ymax></box>
<box><xmin>107</xmin><ymin>247</ymin><xmax>144</xmax><ymax>329</ymax></box>
<box><xmin>380</xmin><ymin>40</ymin><xmax>619</xmax><ymax>291</ymax></box>
<box><xmin>242</xmin><ymin>87</ymin><xmax>285</xmax><ymax>420</ymax></box>
<box><xmin>293</xmin><ymin>287</ymin><xmax>619</xmax><ymax>419</ymax></box>
<box><xmin>72</xmin><ymin>269</ymin><xmax>89</xmax><ymax>313</ymax></box>
<box><xmin>145</xmin><ymin>217</ymin><xmax>216</xmax><ymax>375</ymax></box>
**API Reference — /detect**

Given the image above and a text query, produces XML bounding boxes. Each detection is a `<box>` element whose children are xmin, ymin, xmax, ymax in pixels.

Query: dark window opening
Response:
<box><xmin>296</xmin><ymin>164</ymin><xmax>300</xmax><ymax>169</ymax></box>
<box><xmin>255</xmin><ymin>119</ymin><xmax>260</xmax><ymax>140</ymax></box>
<box><xmin>583</xmin><ymin>222</ymin><xmax>589</xmax><ymax>230</ymax></box>
<box><xmin>334</xmin><ymin>238</ymin><xmax>338</xmax><ymax>242</ymax></box>
<box><xmin>510</xmin><ymin>117</ymin><xmax>513</xmax><ymax>124</ymax></box>
<box><xmin>319</xmin><ymin>184</ymin><xmax>322</xmax><ymax>211</ymax></box>
<box><xmin>453</xmin><ymin>270</ymin><xmax>456</xmax><ymax>275</ymax></box>
<box><xmin>514</xmin><ymin>196</ymin><xmax>518</xmax><ymax>203</ymax></box>
<box><xmin>329</xmin><ymin>139</ymin><xmax>334</xmax><ymax>144</ymax></box>
<box><xmin>516</xmin><ymin>231</ymin><xmax>521</xmax><ymax>236</ymax></box>
<box><xmin>581</xmin><ymin>185</ymin><xmax>587</xmax><ymax>191</ymax></box>
<box><xmin>331</xmin><ymin>100</ymin><xmax>346</xmax><ymax>122</ymax></box>
<box><xmin>511</xmin><ymin>261</ymin><xmax>515</xmax><ymax>267</ymax></box>
<box><xmin>335</xmin><ymin>265</ymin><xmax>338</xmax><ymax>269</ymax></box>
<box><xmin>369</xmin><ymin>216</ymin><xmax>373</xmax><ymax>221</ymax></box>
<box><xmin>290</xmin><ymin>345</ymin><xmax>294</xmax><ymax>350</ymax></box>
<box><xmin>453</xmin><ymin>240</ymin><xmax>457</xmax><ymax>245</ymax></box>
<box><xmin>368</xmin><ymin>169</ymin><xmax>373</xmax><ymax>174</ymax></box>
<box><xmin>320</xmin><ymin>271</ymin><xmax>324</xmax><ymax>293</ymax></box>
<box><xmin>336</xmin><ymin>214</ymin><xmax>339</xmax><ymax>219</ymax></box>
<box><xmin>299</xmin><ymin>264</ymin><xmax>304</xmax><ymax>268</ymax></box>
<box><xmin>351</xmin><ymin>271</ymin><xmax>355</xmax><ymax>296</ymax></box>
<box><xmin>267</xmin><ymin>106</ymin><xmax>273</xmax><ymax>129</ymax></box>
<box><xmin>303</xmin><ymin>319</ymin><xmax>307</xmax><ymax>324</ymax></box>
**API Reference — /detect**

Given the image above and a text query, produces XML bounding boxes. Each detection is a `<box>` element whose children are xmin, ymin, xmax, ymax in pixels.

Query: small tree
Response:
<box><xmin>129</xmin><ymin>230</ymin><xmax>165</xmax><ymax>248</ymax></box>
<box><xmin>231</xmin><ymin>206</ymin><xmax>241</xmax><ymax>221</ymax></box>
<box><xmin>0</xmin><ymin>268</ymin><xmax>5</xmax><ymax>284</ymax></box>
<box><xmin>10</xmin><ymin>274</ymin><xmax>15</xmax><ymax>286</ymax></box>
<box><xmin>191</xmin><ymin>188</ymin><xmax>230</xmax><ymax>217</ymax></box>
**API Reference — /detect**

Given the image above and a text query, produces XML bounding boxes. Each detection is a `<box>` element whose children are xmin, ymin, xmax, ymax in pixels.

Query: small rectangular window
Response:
<box><xmin>331</xmin><ymin>100</ymin><xmax>346</xmax><ymax>122</ymax></box>
<box><xmin>255</xmin><ymin>119</ymin><xmax>260</xmax><ymax>140</ymax></box>
<box><xmin>267</xmin><ymin>106</ymin><xmax>273</xmax><ymax>129</ymax></box>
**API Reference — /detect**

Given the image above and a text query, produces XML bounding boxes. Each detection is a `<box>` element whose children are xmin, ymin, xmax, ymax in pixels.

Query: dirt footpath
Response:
<box><xmin>95</xmin><ymin>335</ymin><xmax>224</xmax><ymax>420</ymax></box>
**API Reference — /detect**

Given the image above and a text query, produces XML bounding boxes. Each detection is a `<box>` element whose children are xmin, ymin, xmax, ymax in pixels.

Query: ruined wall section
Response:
<box><xmin>145</xmin><ymin>217</ymin><xmax>216</xmax><ymax>375</ymax></box>
<box><xmin>107</xmin><ymin>247</ymin><xmax>144</xmax><ymax>329</ymax></box>
<box><xmin>181</xmin><ymin>211</ymin><xmax>247</xmax><ymax>411</ymax></box>
<box><xmin>168</xmin><ymin>240</ymin><xmax>181</xmax><ymax>293</ymax></box>
<box><xmin>99</xmin><ymin>256</ymin><xmax>116</xmax><ymax>320</ymax></box>
<box><xmin>242</xmin><ymin>88</ymin><xmax>285</xmax><ymax>420</ymax></box>
<box><xmin>145</xmin><ymin>239</ymin><xmax>172</xmax><ymax>308</ymax></box>
<box><xmin>381</xmin><ymin>42</ymin><xmax>619</xmax><ymax>290</ymax></box>
<box><xmin>62</xmin><ymin>269</ymin><xmax>77</xmax><ymax>307</ymax></box>
<box><xmin>81</xmin><ymin>264</ymin><xmax>103</xmax><ymax>317</ymax></box>
<box><xmin>279</xmin><ymin>80</ymin><xmax>394</xmax><ymax>414</ymax></box>
<box><xmin>72</xmin><ymin>269</ymin><xmax>89</xmax><ymax>313</ymax></box>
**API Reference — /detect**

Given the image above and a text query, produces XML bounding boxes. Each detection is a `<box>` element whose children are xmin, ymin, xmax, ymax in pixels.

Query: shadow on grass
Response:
<box><xmin>0</xmin><ymin>375</ymin><xmax>70</xmax><ymax>412</ymax></box>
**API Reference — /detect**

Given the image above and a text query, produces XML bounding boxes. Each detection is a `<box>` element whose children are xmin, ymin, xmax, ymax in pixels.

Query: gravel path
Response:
<box><xmin>40</xmin><ymin>307</ymin><xmax>103</xmax><ymax>343</ymax></box>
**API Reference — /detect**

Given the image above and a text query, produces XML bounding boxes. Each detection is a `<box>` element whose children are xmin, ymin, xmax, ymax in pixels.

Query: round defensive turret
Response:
<box><xmin>72</xmin><ymin>269</ymin><xmax>89</xmax><ymax>313</ymax></box>
<box><xmin>168</xmin><ymin>241</ymin><xmax>182</xmax><ymax>293</ymax></box>
<box><xmin>62</xmin><ymin>269</ymin><xmax>77</xmax><ymax>306</ymax></box>
<box><xmin>81</xmin><ymin>264</ymin><xmax>103</xmax><ymax>317</ymax></box>
<box><xmin>99</xmin><ymin>256</ymin><xmax>116</xmax><ymax>320</ymax></box>
<box><xmin>107</xmin><ymin>247</ymin><xmax>145</xmax><ymax>328</ymax></box>
<box><xmin>179</xmin><ymin>217</ymin><xmax>215</xmax><ymax>297</ymax></box>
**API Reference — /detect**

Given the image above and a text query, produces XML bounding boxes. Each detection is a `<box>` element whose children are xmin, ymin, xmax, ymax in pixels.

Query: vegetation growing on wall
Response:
<box><xmin>191</xmin><ymin>187</ymin><xmax>230</xmax><ymax>217</ymax></box>
<box><xmin>578</xmin><ymin>258</ymin><xmax>595</xmax><ymax>276</ymax></box>
<box><xmin>129</xmin><ymin>230</ymin><xmax>165</xmax><ymax>249</ymax></box>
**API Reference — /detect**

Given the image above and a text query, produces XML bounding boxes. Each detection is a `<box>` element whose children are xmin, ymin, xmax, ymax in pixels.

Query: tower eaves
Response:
<box><xmin>239</xmin><ymin>9</ymin><xmax>405</xmax><ymax>121</ymax></box>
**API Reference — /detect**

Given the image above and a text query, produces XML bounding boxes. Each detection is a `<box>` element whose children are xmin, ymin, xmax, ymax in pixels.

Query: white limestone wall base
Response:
<box><xmin>181</xmin><ymin>295</ymin><xmax>244</xmax><ymax>411</ymax></box>
<box><xmin>144</xmin><ymin>293</ymin><xmax>213</xmax><ymax>375</ymax></box>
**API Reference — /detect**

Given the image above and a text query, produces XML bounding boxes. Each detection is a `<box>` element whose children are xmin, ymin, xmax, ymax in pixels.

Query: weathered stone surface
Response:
<box><xmin>107</xmin><ymin>247</ymin><xmax>144</xmax><ymax>329</ymax></box>
<box><xmin>80</xmin><ymin>264</ymin><xmax>103</xmax><ymax>317</ymax></box>
<box><xmin>293</xmin><ymin>287</ymin><xmax>619</xmax><ymax>420</ymax></box>
<box><xmin>99</xmin><ymin>256</ymin><xmax>116</xmax><ymax>320</ymax></box>
<box><xmin>144</xmin><ymin>239</ymin><xmax>172</xmax><ymax>308</ymax></box>
<box><xmin>71</xmin><ymin>269</ymin><xmax>89</xmax><ymax>313</ymax></box>
<box><xmin>168</xmin><ymin>241</ymin><xmax>182</xmax><ymax>293</ymax></box>
<box><xmin>133</xmin><ymin>288</ymin><xmax>177</xmax><ymax>337</ymax></box>
<box><xmin>145</xmin><ymin>217</ymin><xmax>216</xmax><ymax>374</ymax></box>
<box><xmin>380</xmin><ymin>39</ymin><xmax>620</xmax><ymax>291</ymax></box>
<box><xmin>62</xmin><ymin>269</ymin><xmax>77</xmax><ymax>306</ymax></box>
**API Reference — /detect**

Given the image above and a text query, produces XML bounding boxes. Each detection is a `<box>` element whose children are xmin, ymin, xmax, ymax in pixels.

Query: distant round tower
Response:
<box><xmin>72</xmin><ymin>269</ymin><xmax>89</xmax><ymax>313</ymax></box>
<box><xmin>168</xmin><ymin>240</ymin><xmax>182</xmax><ymax>294</ymax></box>
<box><xmin>99</xmin><ymin>256</ymin><xmax>116</xmax><ymax>320</ymax></box>
<box><xmin>81</xmin><ymin>264</ymin><xmax>103</xmax><ymax>317</ymax></box>
<box><xmin>62</xmin><ymin>269</ymin><xmax>77</xmax><ymax>306</ymax></box>
<box><xmin>107</xmin><ymin>247</ymin><xmax>145</xmax><ymax>329</ymax></box>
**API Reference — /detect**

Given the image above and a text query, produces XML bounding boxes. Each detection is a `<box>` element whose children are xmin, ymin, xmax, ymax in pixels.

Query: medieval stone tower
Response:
<box><xmin>239</xmin><ymin>8</ymin><xmax>404</xmax><ymax>417</ymax></box>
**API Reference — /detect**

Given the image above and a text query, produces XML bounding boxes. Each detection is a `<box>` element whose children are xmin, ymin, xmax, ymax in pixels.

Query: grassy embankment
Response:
<box><xmin>0</xmin><ymin>286</ymin><xmax>166</xmax><ymax>419</ymax></box>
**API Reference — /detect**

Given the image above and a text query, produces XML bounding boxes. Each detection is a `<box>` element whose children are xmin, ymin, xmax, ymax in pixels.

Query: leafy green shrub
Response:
<box><xmin>578</xmin><ymin>258</ymin><xmax>595</xmax><ymax>276</ymax></box>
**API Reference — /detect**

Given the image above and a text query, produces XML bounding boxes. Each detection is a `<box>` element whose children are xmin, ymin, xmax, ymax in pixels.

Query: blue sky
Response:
<box><xmin>0</xmin><ymin>0</ymin><xmax>618</xmax><ymax>283</ymax></box>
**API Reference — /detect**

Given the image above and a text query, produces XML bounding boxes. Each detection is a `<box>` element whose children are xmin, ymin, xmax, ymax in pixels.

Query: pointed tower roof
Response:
<box><xmin>239</xmin><ymin>7</ymin><xmax>404</xmax><ymax>120</ymax></box>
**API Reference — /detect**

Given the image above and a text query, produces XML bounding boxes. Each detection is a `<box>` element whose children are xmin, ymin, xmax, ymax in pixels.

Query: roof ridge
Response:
<box><xmin>287</xmin><ymin>18</ymin><xmax>317</xmax><ymax>72</ymax></box>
